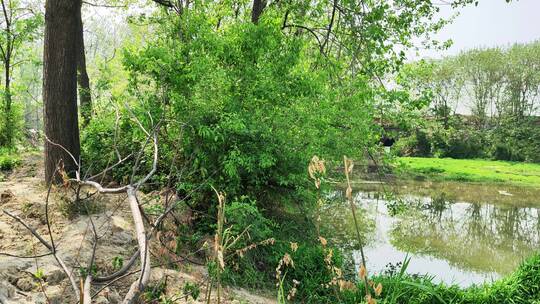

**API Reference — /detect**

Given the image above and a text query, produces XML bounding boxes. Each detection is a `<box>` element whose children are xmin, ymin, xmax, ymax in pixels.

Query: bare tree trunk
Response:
<box><xmin>77</xmin><ymin>11</ymin><xmax>92</xmax><ymax>126</ymax></box>
<box><xmin>251</xmin><ymin>0</ymin><xmax>266</xmax><ymax>24</ymax></box>
<box><xmin>43</xmin><ymin>0</ymin><xmax>81</xmax><ymax>183</ymax></box>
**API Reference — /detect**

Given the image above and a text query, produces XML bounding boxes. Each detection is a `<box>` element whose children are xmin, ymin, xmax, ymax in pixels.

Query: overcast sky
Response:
<box><xmin>416</xmin><ymin>0</ymin><xmax>540</xmax><ymax>59</ymax></box>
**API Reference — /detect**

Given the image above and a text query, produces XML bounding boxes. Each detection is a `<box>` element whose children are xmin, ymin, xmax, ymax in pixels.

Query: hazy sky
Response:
<box><xmin>416</xmin><ymin>0</ymin><xmax>540</xmax><ymax>59</ymax></box>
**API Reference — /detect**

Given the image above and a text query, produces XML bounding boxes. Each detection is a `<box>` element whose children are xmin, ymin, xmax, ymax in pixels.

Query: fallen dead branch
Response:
<box><xmin>1</xmin><ymin>107</ymin><xmax>183</xmax><ymax>303</ymax></box>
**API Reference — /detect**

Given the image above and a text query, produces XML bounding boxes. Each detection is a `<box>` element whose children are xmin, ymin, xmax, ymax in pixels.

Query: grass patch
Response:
<box><xmin>397</xmin><ymin>157</ymin><xmax>540</xmax><ymax>188</ymax></box>
<box><xmin>274</xmin><ymin>248</ymin><xmax>540</xmax><ymax>303</ymax></box>
<box><xmin>370</xmin><ymin>253</ymin><xmax>540</xmax><ymax>304</ymax></box>
<box><xmin>0</xmin><ymin>148</ymin><xmax>21</xmax><ymax>171</ymax></box>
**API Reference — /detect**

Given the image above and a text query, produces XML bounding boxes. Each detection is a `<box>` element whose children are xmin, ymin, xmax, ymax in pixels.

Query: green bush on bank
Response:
<box><xmin>82</xmin><ymin>13</ymin><xmax>376</xmax><ymax>213</ymax></box>
<box><xmin>0</xmin><ymin>101</ymin><xmax>25</xmax><ymax>148</ymax></box>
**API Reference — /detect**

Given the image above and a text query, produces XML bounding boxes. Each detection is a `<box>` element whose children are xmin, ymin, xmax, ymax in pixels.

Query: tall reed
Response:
<box><xmin>308</xmin><ymin>156</ymin><xmax>326</xmax><ymax>237</ymax></box>
<box><xmin>343</xmin><ymin>155</ymin><xmax>375</xmax><ymax>303</ymax></box>
<box><xmin>206</xmin><ymin>187</ymin><xmax>226</xmax><ymax>304</ymax></box>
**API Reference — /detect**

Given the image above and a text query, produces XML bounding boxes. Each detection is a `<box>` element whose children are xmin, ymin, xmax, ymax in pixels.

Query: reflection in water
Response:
<box><xmin>322</xmin><ymin>181</ymin><xmax>540</xmax><ymax>287</ymax></box>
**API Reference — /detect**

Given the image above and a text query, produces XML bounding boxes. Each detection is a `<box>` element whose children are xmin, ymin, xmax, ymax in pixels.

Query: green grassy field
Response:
<box><xmin>398</xmin><ymin>157</ymin><xmax>540</xmax><ymax>188</ymax></box>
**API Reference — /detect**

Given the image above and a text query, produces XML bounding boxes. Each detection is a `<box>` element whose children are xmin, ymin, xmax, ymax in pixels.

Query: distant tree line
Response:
<box><xmin>395</xmin><ymin>41</ymin><xmax>540</xmax><ymax>162</ymax></box>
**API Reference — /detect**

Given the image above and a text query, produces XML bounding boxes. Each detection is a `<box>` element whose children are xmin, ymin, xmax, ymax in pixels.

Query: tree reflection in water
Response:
<box><xmin>322</xmin><ymin>181</ymin><xmax>540</xmax><ymax>285</ymax></box>
<box><xmin>388</xmin><ymin>192</ymin><xmax>540</xmax><ymax>275</ymax></box>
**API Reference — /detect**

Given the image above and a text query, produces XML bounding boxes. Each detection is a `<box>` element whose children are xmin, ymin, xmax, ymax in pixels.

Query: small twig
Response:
<box><xmin>82</xmin><ymin>1</ymin><xmax>127</xmax><ymax>8</ymax></box>
<box><xmin>86</xmin><ymin>153</ymin><xmax>133</xmax><ymax>181</ymax></box>
<box><xmin>83</xmin><ymin>212</ymin><xmax>98</xmax><ymax>303</ymax></box>
<box><xmin>45</xmin><ymin>163</ymin><xmax>60</xmax><ymax>252</ymax></box>
<box><xmin>0</xmin><ymin>252</ymin><xmax>53</xmax><ymax>259</ymax></box>
<box><xmin>3</xmin><ymin>210</ymin><xmax>54</xmax><ymax>251</ymax></box>
<box><xmin>44</xmin><ymin>135</ymin><xmax>80</xmax><ymax>170</ymax></box>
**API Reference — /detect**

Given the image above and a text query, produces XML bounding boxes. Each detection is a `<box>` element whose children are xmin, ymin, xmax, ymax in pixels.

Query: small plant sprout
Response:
<box><xmin>182</xmin><ymin>282</ymin><xmax>200</xmax><ymax>300</ymax></box>
<box><xmin>112</xmin><ymin>256</ymin><xmax>124</xmax><ymax>271</ymax></box>
<box><xmin>34</xmin><ymin>268</ymin><xmax>44</xmax><ymax>280</ymax></box>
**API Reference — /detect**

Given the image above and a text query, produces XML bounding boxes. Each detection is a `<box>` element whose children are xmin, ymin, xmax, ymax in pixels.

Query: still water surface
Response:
<box><xmin>322</xmin><ymin>181</ymin><xmax>540</xmax><ymax>287</ymax></box>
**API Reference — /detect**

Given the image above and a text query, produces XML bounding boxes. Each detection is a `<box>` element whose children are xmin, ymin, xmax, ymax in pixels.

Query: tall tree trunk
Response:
<box><xmin>251</xmin><ymin>0</ymin><xmax>266</xmax><ymax>24</ymax></box>
<box><xmin>0</xmin><ymin>0</ymin><xmax>13</xmax><ymax>147</ymax></box>
<box><xmin>77</xmin><ymin>12</ymin><xmax>92</xmax><ymax>126</ymax></box>
<box><xmin>43</xmin><ymin>0</ymin><xmax>81</xmax><ymax>183</ymax></box>
<box><xmin>4</xmin><ymin>58</ymin><xmax>12</xmax><ymax>146</ymax></box>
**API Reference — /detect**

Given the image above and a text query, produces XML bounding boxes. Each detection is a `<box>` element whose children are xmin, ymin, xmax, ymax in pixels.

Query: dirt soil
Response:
<box><xmin>0</xmin><ymin>153</ymin><xmax>275</xmax><ymax>304</ymax></box>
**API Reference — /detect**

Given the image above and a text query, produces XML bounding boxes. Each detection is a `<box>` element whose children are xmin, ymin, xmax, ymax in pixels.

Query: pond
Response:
<box><xmin>321</xmin><ymin>180</ymin><xmax>540</xmax><ymax>287</ymax></box>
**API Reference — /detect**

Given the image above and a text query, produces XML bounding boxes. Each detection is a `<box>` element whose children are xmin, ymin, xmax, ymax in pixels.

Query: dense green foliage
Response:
<box><xmin>82</xmin><ymin>10</ymin><xmax>380</xmax><ymax>210</ymax></box>
<box><xmin>394</xmin><ymin>115</ymin><xmax>540</xmax><ymax>162</ymax></box>
<box><xmin>0</xmin><ymin>0</ymin><xmax>43</xmax><ymax>147</ymax></box>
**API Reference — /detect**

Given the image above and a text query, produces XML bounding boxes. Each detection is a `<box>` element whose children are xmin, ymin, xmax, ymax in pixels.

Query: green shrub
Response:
<box><xmin>223</xmin><ymin>196</ymin><xmax>275</xmax><ymax>244</ymax></box>
<box><xmin>492</xmin><ymin>143</ymin><xmax>519</xmax><ymax>162</ymax></box>
<box><xmin>255</xmin><ymin>241</ymin><xmax>347</xmax><ymax>303</ymax></box>
<box><xmin>394</xmin><ymin>130</ymin><xmax>431</xmax><ymax>157</ymax></box>
<box><xmin>209</xmin><ymin>197</ymin><xmax>347</xmax><ymax>302</ymax></box>
<box><xmin>211</xmin><ymin>196</ymin><xmax>277</xmax><ymax>289</ymax></box>
<box><xmin>489</xmin><ymin>118</ymin><xmax>540</xmax><ymax>163</ymax></box>
<box><xmin>80</xmin><ymin>109</ymin><xmax>139</xmax><ymax>183</ymax></box>
<box><xmin>0</xmin><ymin>148</ymin><xmax>21</xmax><ymax>170</ymax></box>
<box><xmin>0</xmin><ymin>102</ymin><xmax>24</xmax><ymax>147</ymax></box>
<box><xmin>82</xmin><ymin>14</ymin><xmax>376</xmax><ymax>214</ymax></box>
<box><xmin>434</xmin><ymin>127</ymin><xmax>487</xmax><ymax>159</ymax></box>
<box><xmin>413</xmin><ymin>129</ymin><xmax>432</xmax><ymax>157</ymax></box>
